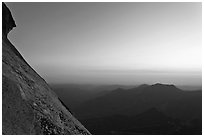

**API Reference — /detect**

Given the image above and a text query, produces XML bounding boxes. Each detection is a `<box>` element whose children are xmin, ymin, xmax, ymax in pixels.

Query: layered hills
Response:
<box><xmin>74</xmin><ymin>83</ymin><xmax>201</xmax><ymax>121</ymax></box>
<box><xmin>72</xmin><ymin>83</ymin><xmax>201</xmax><ymax>134</ymax></box>
<box><xmin>2</xmin><ymin>3</ymin><xmax>90</xmax><ymax>135</ymax></box>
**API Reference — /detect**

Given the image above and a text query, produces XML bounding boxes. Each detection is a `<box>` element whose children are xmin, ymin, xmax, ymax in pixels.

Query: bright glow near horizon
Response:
<box><xmin>7</xmin><ymin>2</ymin><xmax>202</xmax><ymax>85</ymax></box>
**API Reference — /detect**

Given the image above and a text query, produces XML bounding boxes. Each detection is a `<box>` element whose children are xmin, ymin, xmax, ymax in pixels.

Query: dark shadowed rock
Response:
<box><xmin>2</xmin><ymin>3</ymin><xmax>16</xmax><ymax>36</ymax></box>
<box><xmin>2</xmin><ymin>3</ymin><xmax>90</xmax><ymax>135</ymax></box>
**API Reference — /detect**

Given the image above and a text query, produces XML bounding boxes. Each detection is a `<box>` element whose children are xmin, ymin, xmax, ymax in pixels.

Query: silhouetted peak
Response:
<box><xmin>152</xmin><ymin>83</ymin><xmax>177</xmax><ymax>89</ymax></box>
<box><xmin>147</xmin><ymin>83</ymin><xmax>181</xmax><ymax>95</ymax></box>
<box><xmin>2</xmin><ymin>3</ymin><xmax>16</xmax><ymax>37</ymax></box>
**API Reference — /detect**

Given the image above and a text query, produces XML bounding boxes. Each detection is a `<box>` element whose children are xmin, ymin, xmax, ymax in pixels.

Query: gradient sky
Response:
<box><xmin>7</xmin><ymin>2</ymin><xmax>202</xmax><ymax>85</ymax></box>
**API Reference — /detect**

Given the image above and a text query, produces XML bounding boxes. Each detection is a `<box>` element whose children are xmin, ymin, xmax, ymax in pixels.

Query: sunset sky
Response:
<box><xmin>7</xmin><ymin>2</ymin><xmax>202</xmax><ymax>85</ymax></box>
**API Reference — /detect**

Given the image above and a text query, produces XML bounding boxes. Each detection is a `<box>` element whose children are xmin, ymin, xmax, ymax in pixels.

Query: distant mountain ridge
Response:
<box><xmin>51</xmin><ymin>84</ymin><xmax>136</xmax><ymax>109</ymax></box>
<box><xmin>74</xmin><ymin>83</ymin><xmax>201</xmax><ymax>121</ymax></box>
<box><xmin>77</xmin><ymin>83</ymin><xmax>201</xmax><ymax>134</ymax></box>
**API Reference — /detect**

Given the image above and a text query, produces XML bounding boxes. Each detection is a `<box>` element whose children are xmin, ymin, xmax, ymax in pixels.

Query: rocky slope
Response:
<box><xmin>2</xmin><ymin>3</ymin><xmax>90</xmax><ymax>135</ymax></box>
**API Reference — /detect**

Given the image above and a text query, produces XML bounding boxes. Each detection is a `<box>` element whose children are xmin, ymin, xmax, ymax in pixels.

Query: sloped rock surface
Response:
<box><xmin>2</xmin><ymin>3</ymin><xmax>90</xmax><ymax>135</ymax></box>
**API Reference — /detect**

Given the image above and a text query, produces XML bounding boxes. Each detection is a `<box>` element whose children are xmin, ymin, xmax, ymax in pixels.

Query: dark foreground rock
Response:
<box><xmin>2</xmin><ymin>3</ymin><xmax>90</xmax><ymax>135</ymax></box>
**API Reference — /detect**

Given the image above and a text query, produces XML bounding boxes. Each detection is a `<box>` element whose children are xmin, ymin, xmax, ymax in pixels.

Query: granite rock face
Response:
<box><xmin>2</xmin><ymin>3</ymin><xmax>90</xmax><ymax>135</ymax></box>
